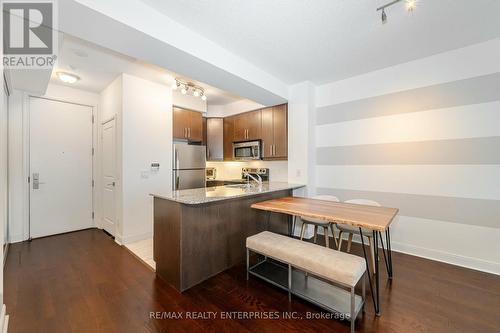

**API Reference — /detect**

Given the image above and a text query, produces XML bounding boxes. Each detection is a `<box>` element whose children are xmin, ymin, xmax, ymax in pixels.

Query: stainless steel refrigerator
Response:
<box><xmin>172</xmin><ymin>143</ymin><xmax>206</xmax><ymax>190</ymax></box>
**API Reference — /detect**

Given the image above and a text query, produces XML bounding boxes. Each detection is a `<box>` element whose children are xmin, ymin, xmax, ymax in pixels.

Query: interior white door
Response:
<box><xmin>101</xmin><ymin>118</ymin><xmax>116</xmax><ymax>236</ymax></box>
<box><xmin>30</xmin><ymin>97</ymin><xmax>93</xmax><ymax>238</ymax></box>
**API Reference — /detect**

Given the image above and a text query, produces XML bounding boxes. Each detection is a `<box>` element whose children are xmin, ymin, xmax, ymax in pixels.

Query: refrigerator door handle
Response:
<box><xmin>174</xmin><ymin>147</ymin><xmax>179</xmax><ymax>170</ymax></box>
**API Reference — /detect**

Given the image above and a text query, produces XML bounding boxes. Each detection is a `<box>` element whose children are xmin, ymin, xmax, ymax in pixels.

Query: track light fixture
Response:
<box><xmin>377</xmin><ymin>0</ymin><xmax>416</xmax><ymax>24</ymax></box>
<box><xmin>172</xmin><ymin>78</ymin><xmax>207</xmax><ymax>101</ymax></box>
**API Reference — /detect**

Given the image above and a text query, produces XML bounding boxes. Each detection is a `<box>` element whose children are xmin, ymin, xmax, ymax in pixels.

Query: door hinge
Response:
<box><xmin>28</xmin><ymin>176</ymin><xmax>30</xmax><ymax>183</ymax></box>
<box><xmin>92</xmin><ymin>179</ymin><xmax>94</xmax><ymax>187</ymax></box>
<box><xmin>92</xmin><ymin>212</ymin><xmax>95</xmax><ymax>219</ymax></box>
<box><xmin>92</xmin><ymin>115</ymin><xmax>95</xmax><ymax>123</ymax></box>
<box><xmin>92</xmin><ymin>147</ymin><xmax>94</xmax><ymax>156</ymax></box>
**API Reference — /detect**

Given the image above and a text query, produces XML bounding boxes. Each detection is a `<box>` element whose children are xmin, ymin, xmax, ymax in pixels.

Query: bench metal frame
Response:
<box><xmin>247</xmin><ymin>248</ymin><xmax>366</xmax><ymax>333</ymax></box>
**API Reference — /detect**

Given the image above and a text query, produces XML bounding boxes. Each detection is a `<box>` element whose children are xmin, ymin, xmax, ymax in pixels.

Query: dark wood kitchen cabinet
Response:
<box><xmin>223</xmin><ymin>116</ymin><xmax>235</xmax><ymax>160</ymax></box>
<box><xmin>261</xmin><ymin>104</ymin><xmax>287</xmax><ymax>159</ymax></box>
<box><xmin>233</xmin><ymin>110</ymin><xmax>261</xmax><ymax>142</ymax></box>
<box><xmin>173</xmin><ymin>107</ymin><xmax>203</xmax><ymax>142</ymax></box>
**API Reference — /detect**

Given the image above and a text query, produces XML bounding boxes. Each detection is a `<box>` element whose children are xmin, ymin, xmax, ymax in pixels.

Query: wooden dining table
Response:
<box><xmin>251</xmin><ymin>196</ymin><xmax>399</xmax><ymax>316</ymax></box>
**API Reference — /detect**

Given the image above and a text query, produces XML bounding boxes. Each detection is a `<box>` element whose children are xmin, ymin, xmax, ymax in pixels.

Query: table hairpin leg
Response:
<box><xmin>373</xmin><ymin>230</ymin><xmax>381</xmax><ymax>315</ymax></box>
<box><xmin>386</xmin><ymin>227</ymin><xmax>393</xmax><ymax>278</ymax></box>
<box><xmin>266</xmin><ymin>211</ymin><xmax>271</xmax><ymax>231</ymax></box>
<box><xmin>358</xmin><ymin>227</ymin><xmax>378</xmax><ymax>315</ymax></box>
<box><xmin>291</xmin><ymin>216</ymin><xmax>296</xmax><ymax>237</ymax></box>
<box><xmin>378</xmin><ymin>229</ymin><xmax>393</xmax><ymax>278</ymax></box>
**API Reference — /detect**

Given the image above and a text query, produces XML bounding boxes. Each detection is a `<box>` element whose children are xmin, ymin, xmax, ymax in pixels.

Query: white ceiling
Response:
<box><xmin>51</xmin><ymin>34</ymin><xmax>244</xmax><ymax>105</ymax></box>
<box><xmin>140</xmin><ymin>0</ymin><xmax>500</xmax><ymax>84</ymax></box>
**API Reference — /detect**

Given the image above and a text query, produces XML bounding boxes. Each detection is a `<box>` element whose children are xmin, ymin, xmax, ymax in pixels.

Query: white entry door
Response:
<box><xmin>101</xmin><ymin>118</ymin><xmax>116</xmax><ymax>236</ymax></box>
<box><xmin>30</xmin><ymin>97</ymin><xmax>94</xmax><ymax>238</ymax></box>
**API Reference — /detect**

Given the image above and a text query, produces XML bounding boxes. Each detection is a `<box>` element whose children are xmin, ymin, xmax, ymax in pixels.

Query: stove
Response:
<box><xmin>241</xmin><ymin>168</ymin><xmax>269</xmax><ymax>181</ymax></box>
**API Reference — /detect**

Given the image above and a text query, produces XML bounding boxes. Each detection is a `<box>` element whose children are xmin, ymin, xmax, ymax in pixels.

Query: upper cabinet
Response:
<box><xmin>173</xmin><ymin>104</ymin><xmax>287</xmax><ymax>161</ymax></box>
<box><xmin>173</xmin><ymin>107</ymin><xmax>203</xmax><ymax>142</ymax></box>
<box><xmin>223</xmin><ymin>116</ymin><xmax>235</xmax><ymax>160</ymax></box>
<box><xmin>261</xmin><ymin>104</ymin><xmax>287</xmax><ymax>159</ymax></box>
<box><xmin>233</xmin><ymin>110</ymin><xmax>261</xmax><ymax>142</ymax></box>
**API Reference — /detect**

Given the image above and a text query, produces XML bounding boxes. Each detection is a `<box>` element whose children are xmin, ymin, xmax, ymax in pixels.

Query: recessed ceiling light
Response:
<box><xmin>56</xmin><ymin>72</ymin><xmax>80</xmax><ymax>84</ymax></box>
<box><xmin>201</xmin><ymin>94</ymin><xmax>207</xmax><ymax>101</ymax></box>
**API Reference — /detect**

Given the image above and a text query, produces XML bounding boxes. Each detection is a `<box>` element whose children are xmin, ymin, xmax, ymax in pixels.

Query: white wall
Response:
<box><xmin>206</xmin><ymin>99</ymin><xmax>264</xmax><ymax>118</ymax></box>
<box><xmin>287</xmin><ymin>82</ymin><xmax>315</xmax><ymax>192</ymax></box>
<box><xmin>120</xmin><ymin>74</ymin><xmax>172</xmax><ymax>244</ymax></box>
<box><xmin>313</xmin><ymin>38</ymin><xmax>500</xmax><ymax>275</ymax></box>
<box><xmin>8</xmin><ymin>84</ymin><xmax>99</xmax><ymax>243</ymax></box>
<box><xmin>172</xmin><ymin>91</ymin><xmax>207</xmax><ymax>113</ymax></box>
<box><xmin>0</xmin><ymin>77</ymin><xmax>8</xmax><ymax>301</ymax></box>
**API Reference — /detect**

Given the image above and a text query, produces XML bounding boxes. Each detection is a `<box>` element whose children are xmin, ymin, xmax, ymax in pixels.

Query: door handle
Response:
<box><xmin>107</xmin><ymin>182</ymin><xmax>115</xmax><ymax>187</ymax></box>
<box><xmin>32</xmin><ymin>172</ymin><xmax>44</xmax><ymax>189</ymax></box>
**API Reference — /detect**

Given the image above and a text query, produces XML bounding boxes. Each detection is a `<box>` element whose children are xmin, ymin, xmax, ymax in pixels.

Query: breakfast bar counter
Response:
<box><xmin>152</xmin><ymin>182</ymin><xmax>304</xmax><ymax>292</ymax></box>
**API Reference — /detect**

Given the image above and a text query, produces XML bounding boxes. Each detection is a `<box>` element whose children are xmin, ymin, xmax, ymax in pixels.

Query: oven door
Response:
<box><xmin>233</xmin><ymin>141</ymin><xmax>261</xmax><ymax>160</ymax></box>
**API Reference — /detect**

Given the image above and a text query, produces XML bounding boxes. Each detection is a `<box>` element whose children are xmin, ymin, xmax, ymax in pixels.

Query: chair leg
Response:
<box><xmin>337</xmin><ymin>231</ymin><xmax>343</xmax><ymax>251</ymax></box>
<box><xmin>368</xmin><ymin>236</ymin><xmax>376</xmax><ymax>274</ymax></box>
<box><xmin>300</xmin><ymin>222</ymin><xmax>306</xmax><ymax>240</ymax></box>
<box><xmin>330</xmin><ymin>224</ymin><xmax>339</xmax><ymax>249</ymax></box>
<box><xmin>324</xmin><ymin>226</ymin><xmax>329</xmax><ymax>248</ymax></box>
<box><xmin>347</xmin><ymin>233</ymin><xmax>354</xmax><ymax>253</ymax></box>
<box><xmin>313</xmin><ymin>225</ymin><xmax>318</xmax><ymax>244</ymax></box>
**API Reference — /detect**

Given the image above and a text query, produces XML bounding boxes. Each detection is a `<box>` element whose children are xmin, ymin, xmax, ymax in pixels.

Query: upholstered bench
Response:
<box><xmin>246</xmin><ymin>231</ymin><xmax>366</xmax><ymax>333</ymax></box>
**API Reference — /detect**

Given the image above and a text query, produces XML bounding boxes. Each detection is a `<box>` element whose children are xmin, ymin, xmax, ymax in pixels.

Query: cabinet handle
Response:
<box><xmin>270</xmin><ymin>145</ymin><xmax>273</xmax><ymax>156</ymax></box>
<box><xmin>184</xmin><ymin>128</ymin><xmax>187</xmax><ymax>138</ymax></box>
<box><xmin>273</xmin><ymin>145</ymin><xmax>276</xmax><ymax>156</ymax></box>
<box><xmin>188</xmin><ymin>127</ymin><xmax>191</xmax><ymax>138</ymax></box>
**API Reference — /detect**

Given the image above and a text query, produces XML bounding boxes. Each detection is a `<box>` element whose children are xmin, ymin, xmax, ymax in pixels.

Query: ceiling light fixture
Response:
<box><xmin>173</xmin><ymin>78</ymin><xmax>207</xmax><ymax>101</ymax></box>
<box><xmin>376</xmin><ymin>0</ymin><xmax>416</xmax><ymax>24</ymax></box>
<box><xmin>56</xmin><ymin>71</ymin><xmax>80</xmax><ymax>84</ymax></box>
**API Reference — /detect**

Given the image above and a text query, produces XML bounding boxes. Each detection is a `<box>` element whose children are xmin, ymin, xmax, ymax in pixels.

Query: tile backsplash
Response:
<box><xmin>206</xmin><ymin>160</ymin><xmax>288</xmax><ymax>182</ymax></box>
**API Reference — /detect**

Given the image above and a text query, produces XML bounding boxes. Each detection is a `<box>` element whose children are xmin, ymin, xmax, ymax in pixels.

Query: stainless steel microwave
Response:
<box><xmin>233</xmin><ymin>140</ymin><xmax>262</xmax><ymax>160</ymax></box>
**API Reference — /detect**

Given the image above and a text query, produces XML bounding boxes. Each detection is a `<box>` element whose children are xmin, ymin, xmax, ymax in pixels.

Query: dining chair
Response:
<box><xmin>299</xmin><ymin>195</ymin><xmax>340</xmax><ymax>249</ymax></box>
<box><xmin>337</xmin><ymin>199</ymin><xmax>381</xmax><ymax>274</ymax></box>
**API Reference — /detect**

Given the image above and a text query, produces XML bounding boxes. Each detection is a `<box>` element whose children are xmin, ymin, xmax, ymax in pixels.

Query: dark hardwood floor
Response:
<box><xmin>4</xmin><ymin>229</ymin><xmax>500</xmax><ymax>333</ymax></box>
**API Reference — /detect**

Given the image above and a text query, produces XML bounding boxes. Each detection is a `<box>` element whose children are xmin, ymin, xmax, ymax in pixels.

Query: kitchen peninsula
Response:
<box><xmin>152</xmin><ymin>182</ymin><xmax>303</xmax><ymax>292</ymax></box>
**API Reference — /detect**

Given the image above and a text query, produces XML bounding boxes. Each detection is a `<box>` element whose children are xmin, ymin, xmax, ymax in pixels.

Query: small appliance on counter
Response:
<box><xmin>172</xmin><ymin>143</ymin><xmax>206</xmax><ymax>190</ymax></box>
<box><xmin>206</xmin><ymin>167</ymin><xmax>217</xmax><ymax>180</ymax></box>
<box><xmin>241</xmin><ymin>168</ymin><xmax>269</xmax><ymax>181</ymax></box>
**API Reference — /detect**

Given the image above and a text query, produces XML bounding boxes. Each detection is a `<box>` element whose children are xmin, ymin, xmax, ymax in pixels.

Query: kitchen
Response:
<box><xmin>152</xmin><ymin>91</ymin><xmax>304</xmax><ymax>291</ymax></box>
<box><xmin>3</xmin><ymin>1</ymin><xmax>500</xmax><ymax>332</ymax></box>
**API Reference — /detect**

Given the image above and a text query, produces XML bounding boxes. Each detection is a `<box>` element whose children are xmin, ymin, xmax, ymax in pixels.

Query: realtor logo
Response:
<box><xmin>2</xmin><ymin>0</ymin><xmax>58</xmax><ymax>68</ymax></box>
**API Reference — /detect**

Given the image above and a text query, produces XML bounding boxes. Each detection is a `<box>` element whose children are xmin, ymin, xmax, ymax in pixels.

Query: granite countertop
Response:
<box><xmin>151</xmin><ymin>182</ymin><xmax>305</xmax><ymax>205</ymax></box>
<box><xmin>205</xmin><ymin>178</ymin><xmax>246</xmax><ymax>183</ymax></box>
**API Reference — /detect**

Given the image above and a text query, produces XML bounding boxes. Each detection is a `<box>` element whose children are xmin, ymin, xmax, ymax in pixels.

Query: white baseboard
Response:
<box><xmin>295</xmin><ymin>222</ymin><xmax>500</xmax><ymax>276</ymax></box>
<box><xmin>8</xmin><ymin>234</ymin><xmax>25</xmax><ymax>243</ymax></box>
<box><xmin>120</xmin><ymin>232</ymin><xmax>152</xmax><ymax>245</ymax></box>
<box><xmin>391</xmin><ymin>241</ymin><xmax>500</xmax><ymax>276</ymax></box>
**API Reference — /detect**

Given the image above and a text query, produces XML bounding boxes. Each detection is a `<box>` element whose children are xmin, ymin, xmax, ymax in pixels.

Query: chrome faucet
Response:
<box><xmin>244</xmin><ymin>171</ymin><xmax>262</xmax><ymax>188</ymax></box>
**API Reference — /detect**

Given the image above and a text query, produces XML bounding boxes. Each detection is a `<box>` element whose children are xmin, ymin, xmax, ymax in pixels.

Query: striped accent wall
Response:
<box><xmin>314</xmin><ymin>42</ymin><xmax>500</xmax><ymax>274</ymax></box>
